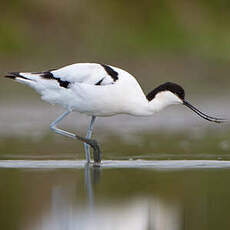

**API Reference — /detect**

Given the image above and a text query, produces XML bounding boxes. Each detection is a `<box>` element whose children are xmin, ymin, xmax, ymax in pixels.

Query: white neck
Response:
<box><xmin>148</xmin><ymin>91</ymin><xmax>182</xmax><ymax>114</ymax></box>
<box><xmin>148</xmin><ymin>97</ymin><xmax>172</xmax><ymax>113</ymax></box>
<box><xmin>127</xmin><ymin>98</ymin><xmax>174</xmax><ymax>116</ymax></box>
<box><xmin>132</xmin><ymin>91</ymin><xmax>182</xmax><ymax>116</ymax></box>
<box><xmin>126</xmin><ymin>91</ymin><xmax>182</xmax><ymax>116</ymax></box>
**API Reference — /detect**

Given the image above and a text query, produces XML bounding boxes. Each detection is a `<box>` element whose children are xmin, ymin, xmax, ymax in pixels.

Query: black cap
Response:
<box><xmin>146</xmin><ymin>82</ymin><xmax>185</xmax><ymax>101</ymax></box>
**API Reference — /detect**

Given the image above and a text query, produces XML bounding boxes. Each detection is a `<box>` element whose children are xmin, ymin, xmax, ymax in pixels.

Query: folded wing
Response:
<box><xmin>5</xmin><ymin>63</ymin><xmax>120</xmax><ymax>89</ymax></box>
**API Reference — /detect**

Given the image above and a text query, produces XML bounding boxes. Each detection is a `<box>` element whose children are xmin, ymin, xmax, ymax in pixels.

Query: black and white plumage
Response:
<box><xmin>5</xmin><ymin>63</ymin><xmax>225</xmax><ymax>164</ymax></box>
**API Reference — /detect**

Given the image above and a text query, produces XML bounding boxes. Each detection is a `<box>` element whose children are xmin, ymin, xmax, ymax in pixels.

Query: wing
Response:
<box><xmin>49</xmin><ymin>63</ymin><xmax>119</xmax><ymax>87</ymax></box>
<box><xmin>5</xmin><ymin>63</ymin><xmax>120</xmax><ymax>89</ymax></box>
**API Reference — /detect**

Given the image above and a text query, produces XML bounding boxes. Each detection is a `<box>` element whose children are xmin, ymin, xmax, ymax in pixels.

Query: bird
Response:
<box><xmin>5</xmin><ymin>63</ymin><xmax>225</xmax><ymax>164</ymax></box>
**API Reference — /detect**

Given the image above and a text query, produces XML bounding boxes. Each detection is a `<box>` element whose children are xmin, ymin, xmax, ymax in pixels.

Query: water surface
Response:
<box><xmin>1</xmin><ymin>160</ymin><xmax>230</xmax><ymax>230</ymax></box>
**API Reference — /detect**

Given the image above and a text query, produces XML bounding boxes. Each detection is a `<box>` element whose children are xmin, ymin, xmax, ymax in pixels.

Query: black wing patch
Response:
<box><xmin>95</xmin><ymin>78</ymin><xmax>105</xmax><ymax>85</ymax></box>
<box><xmin>40</xmin><ymin>72</ymin><xmax>70</xmax><ymax>88</ymax></box>
<box><xmin>101</xmin><ymin>64</ymin><xmax>118</xmax><ymax>82</ymax></box>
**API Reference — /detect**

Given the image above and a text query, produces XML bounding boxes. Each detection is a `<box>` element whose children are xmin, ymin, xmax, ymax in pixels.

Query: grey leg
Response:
<box><xmin>50</xmin><ymin>110</ymin><xmax>76</xmax><ymax>139</ymax></box>
<box><xmin>50</xmin><ymin>111</ymin><xmax>101</xmax><ymax>164</ymax></box>
<box><xmin>84</xmin><ymin>116</ymin><xmax>96</xmax><ymax>163</ymax></box>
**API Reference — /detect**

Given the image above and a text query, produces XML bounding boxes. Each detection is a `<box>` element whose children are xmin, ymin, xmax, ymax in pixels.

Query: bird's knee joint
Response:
<box><xmin>50</xmin><ymin>124</ymin><xmax>56</xmax><ymax>131</ymax></box>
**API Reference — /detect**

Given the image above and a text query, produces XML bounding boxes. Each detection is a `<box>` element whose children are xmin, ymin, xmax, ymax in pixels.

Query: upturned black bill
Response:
<box><xmin>183</xmin><ymin>100</ymin><xmax>226</xmax><ymax>123</ymax></box>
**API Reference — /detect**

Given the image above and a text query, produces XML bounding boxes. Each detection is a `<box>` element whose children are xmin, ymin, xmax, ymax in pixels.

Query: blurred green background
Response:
<box><xmin>1</xmin><ymin>0</ymin><xmax>230</xmax><ymax>93</ymax></box>
<box><xmin>0</xmin><ymin>0</ymin><xmax>229</xmax><ymax>157</ymax></box>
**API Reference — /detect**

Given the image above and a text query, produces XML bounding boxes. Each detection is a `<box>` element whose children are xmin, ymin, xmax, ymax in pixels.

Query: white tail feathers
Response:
<box><xmin>4</xmin><ymin>71</ymin><xmax>67</xmax><ymax>93</ymax></box>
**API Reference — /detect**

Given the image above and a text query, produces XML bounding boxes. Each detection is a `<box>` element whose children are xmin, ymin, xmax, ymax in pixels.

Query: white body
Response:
<box><xmin>15</xmin><ymin>63</ymin><xmax>182</xmax><ymax>117</ymax></box>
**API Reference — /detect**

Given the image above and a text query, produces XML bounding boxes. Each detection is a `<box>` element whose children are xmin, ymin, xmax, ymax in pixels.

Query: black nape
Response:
<box><xmin>146</xmin><ymin>82</ymin><xmax>185</xmax><ymax>101</ymax></box>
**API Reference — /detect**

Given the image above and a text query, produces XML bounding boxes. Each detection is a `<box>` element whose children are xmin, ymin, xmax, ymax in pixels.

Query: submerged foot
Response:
<box><xmin>75</xmin><ymin>134</ymin><xmax>101</xmax><ymax>164</ymax></box>
<box><xmin>89</xmin><ymin>139</ymin><xmax>101</xmax><ymax>165</ymax></box>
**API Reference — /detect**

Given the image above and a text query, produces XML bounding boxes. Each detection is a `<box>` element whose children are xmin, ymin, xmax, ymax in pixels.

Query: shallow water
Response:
<box><xmin>1</xmin><ymin>160</ymin><xmax>230</xmax><ymax>230</ymax></box>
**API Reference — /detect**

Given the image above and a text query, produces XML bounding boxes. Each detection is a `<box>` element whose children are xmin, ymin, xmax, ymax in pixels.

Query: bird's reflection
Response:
<box><xmin>24</xmin><ymin>164</ymin><xmax>186</xmax><ymax>230</ymax></box>
<box><xmin>84</xmin><ymin>163</ymin><xmax>101</xmax><ymax>211</ymax></box>
<box><xmin>0</xmin><ymin>162</ymin><xmax>226</xmax><ymax>230</ymax></box>
<box><xmin>46</xmin><ymin>164</ymin><xmax>102</xmax><ymax>230</ymax></box>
